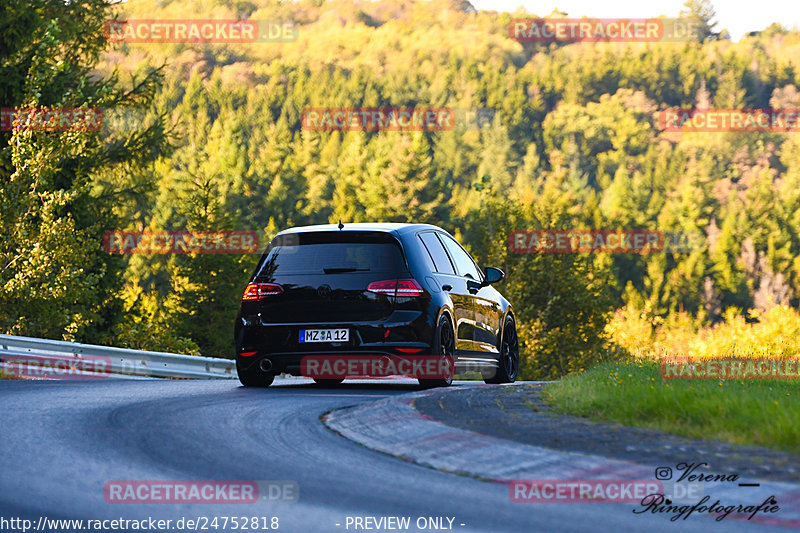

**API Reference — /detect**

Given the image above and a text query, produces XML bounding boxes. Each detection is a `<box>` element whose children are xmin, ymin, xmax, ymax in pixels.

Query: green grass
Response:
<box><xmin>541</xmin><ymin>360</ymin><xmax>800</xmax><ymax>454</ymax></box>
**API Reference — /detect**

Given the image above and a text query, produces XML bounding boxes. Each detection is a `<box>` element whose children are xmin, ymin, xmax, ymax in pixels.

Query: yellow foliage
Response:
<box><xmin>607</xmin><ymin>303</ymin><xmax>800</xmax><ymax>361</ymax></box>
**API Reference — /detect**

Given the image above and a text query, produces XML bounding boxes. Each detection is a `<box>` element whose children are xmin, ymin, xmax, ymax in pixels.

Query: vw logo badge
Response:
<box><xmin>317</xmin><ymin>284</ymin><xmax>331</xmax><ymax>298</ymax></box>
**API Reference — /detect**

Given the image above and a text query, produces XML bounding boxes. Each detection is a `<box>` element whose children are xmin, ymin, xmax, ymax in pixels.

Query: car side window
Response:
<box><xmin>440</xmin><ymin>234</ymin><xmax>482</xmax><ymax>280</ymax></box>
<box><xmin>418</xmin><ymin>232</ymin><xmax>455</xmax><ymax>275</ymax></box>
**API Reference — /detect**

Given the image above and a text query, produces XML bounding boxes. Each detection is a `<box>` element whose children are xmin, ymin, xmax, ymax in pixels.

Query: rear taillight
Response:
<box><xmin>367</xmin><ymin>279</ymin><xmax>425</xmax><ymax>297</ymax></box>
<box><xmin>242</xmin><ymin>283</ymin><xmax>283</xmax><ymax>301</ymax></box>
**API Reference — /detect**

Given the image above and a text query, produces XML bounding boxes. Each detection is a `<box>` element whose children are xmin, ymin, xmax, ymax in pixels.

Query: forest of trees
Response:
<box><xmin>3</xmin><ymin>0</ymin><xmax>800</xmax><ymax>379</ymax></box>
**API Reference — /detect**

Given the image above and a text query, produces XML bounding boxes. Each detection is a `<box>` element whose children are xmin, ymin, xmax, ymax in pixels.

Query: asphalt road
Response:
<box><xmin>0</xmin><ymin>378</ymin><xmax>785</xmax><ymax>532</ymax></box>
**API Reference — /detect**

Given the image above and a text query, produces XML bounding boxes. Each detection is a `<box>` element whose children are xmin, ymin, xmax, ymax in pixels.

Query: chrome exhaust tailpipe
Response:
<box><xmin>259</xmin><ymin>359</ymin><xmax>273</xmax><ymax>372</ymax></box>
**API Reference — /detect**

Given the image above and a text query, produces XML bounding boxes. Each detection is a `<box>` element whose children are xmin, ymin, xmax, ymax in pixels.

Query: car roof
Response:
<box><xmin>275</xmin><ymin>222</ymin><xmax>447</xmax><ymax>237</ymax></box>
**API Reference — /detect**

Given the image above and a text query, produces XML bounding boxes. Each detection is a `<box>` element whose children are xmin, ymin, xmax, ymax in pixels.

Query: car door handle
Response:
<box><xmin>442</xmin><ymin>284</ymin><xmax>452</xmax><ymax>291</ymax></box>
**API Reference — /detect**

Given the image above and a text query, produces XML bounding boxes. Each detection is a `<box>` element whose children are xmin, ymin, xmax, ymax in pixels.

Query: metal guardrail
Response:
<box><xmin>0</xmin><ymin>334</ymin><xmax>236</xmax><ymax>380</ymax></box>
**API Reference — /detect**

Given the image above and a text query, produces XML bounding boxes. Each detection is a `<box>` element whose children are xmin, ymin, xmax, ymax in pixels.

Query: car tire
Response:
<box><xmin>237</xmin><ymin>364</ymin><xmax>275</xmax><ymax>387</ymax></box>
<box><xmin>419</xmin><ymin>314</ymin><xmax>455</xmax><ymax>388</ymax></box>
<box><xmin>313</xmin><ymin>378</ymin><xmax>344</xmax><ymax>386</ymax></box>
<box><xmin>484</xmin><ymin>317</ymin><xmax>519</xmax><ymax>384</ymax></box>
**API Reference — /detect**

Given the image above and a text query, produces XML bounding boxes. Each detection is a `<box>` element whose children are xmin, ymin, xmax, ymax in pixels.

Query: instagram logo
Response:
<box><xmin>654</xmin><ymin>467</ymin><xmax>673</xmax><ymax>480</ymax></box>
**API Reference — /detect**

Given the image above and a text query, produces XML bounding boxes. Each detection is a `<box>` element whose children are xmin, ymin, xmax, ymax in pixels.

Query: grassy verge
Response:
<box><xmin>541</xmin><ymin>359</ymin><xmax>800</xmax><ymax>454</ymax></box>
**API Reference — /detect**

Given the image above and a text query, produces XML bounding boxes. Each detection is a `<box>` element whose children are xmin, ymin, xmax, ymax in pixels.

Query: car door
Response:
<box><xmin>417</xmin><ymin>231</ymin><xmax>476</xmax><ymax>352</ymax></box>
<box><xmin>438</xmin><ymin>234</ymin><xmax>501</xmax><ymax>355</ymax></box>
<box><xmin>472</xmin><ymin>284</ymin><xmax>502</xmax><ymax>354</ymax></box>
<box><xmin>438</xmin><ymin>233</ymin><xmax>489</xmax><ymax>354</ymax></box>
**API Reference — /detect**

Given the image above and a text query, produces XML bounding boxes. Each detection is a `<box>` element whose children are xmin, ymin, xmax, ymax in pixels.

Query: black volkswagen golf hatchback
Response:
<box><xmin>234</xmin><ymin>223</ymin><xmax>518</xmax><ymax>387</ymax></box>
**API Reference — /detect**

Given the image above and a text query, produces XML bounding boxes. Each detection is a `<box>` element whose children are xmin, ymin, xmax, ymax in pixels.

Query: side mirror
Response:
<box><xmin>482</xmin><ymin>266</ymin><xmax>505</xmax><ymax>286</ymax></box>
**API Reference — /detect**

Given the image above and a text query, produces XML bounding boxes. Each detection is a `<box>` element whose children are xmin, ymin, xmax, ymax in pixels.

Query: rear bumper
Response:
<box><xmin>239</xmin><ymin>351</ymin><xmax>448</xmax><ymax>377</ymax></box>
<box><xmin>234</xmin><ymin>310</ymin><xmax>436</xmax><ymax>374</ymax></box>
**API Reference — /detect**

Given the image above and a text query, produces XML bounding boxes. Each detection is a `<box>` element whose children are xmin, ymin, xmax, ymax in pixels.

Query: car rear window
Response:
<box><xmin>255</xmin><ymin>231</ymin><xmax>406</xmax><ymax>276</ymax></box>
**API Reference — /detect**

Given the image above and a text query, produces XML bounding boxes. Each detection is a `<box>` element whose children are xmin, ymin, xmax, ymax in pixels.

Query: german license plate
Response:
<box><xmin>299</xmin><ymin>328</ymin><xmax>349</xmax><ymax>343</ymax></box>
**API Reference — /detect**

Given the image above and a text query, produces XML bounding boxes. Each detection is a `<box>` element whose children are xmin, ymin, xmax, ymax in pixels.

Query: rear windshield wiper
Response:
<box><xmin>323</xmin><ymin>267</ymin><xmax>371</xmax><ymax>274</ymax></box>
